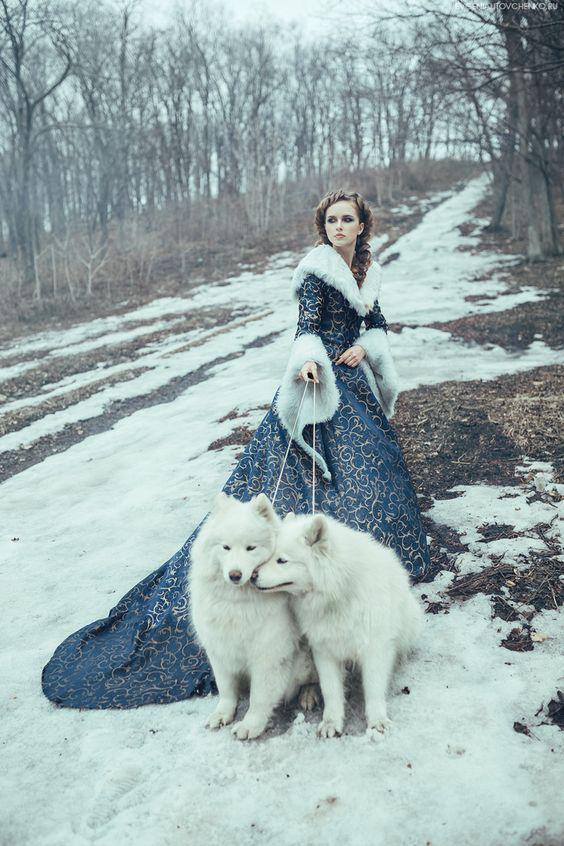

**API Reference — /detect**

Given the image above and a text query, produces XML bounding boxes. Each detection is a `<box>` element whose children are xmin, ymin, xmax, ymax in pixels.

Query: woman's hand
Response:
<box><xmin>333</xmin><ymin>344</ymin><xmax>366</xmax><ymax>367</ymax></box>
<box><xmin>299</xmin><ymin>360</ymin><xmax>319</xmax><ymax>383</ymax></box>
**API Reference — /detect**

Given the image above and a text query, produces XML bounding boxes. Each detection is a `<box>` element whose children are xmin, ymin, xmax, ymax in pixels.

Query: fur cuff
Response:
<box><xmin>275</xmin><ymin>333</ymin><xmax>340</xmax><ymax>481</ymax></box>
<box><xmin>355</xmin><ymin>328</ymin><xmax>400</xmax><ymax>419</ymax></box>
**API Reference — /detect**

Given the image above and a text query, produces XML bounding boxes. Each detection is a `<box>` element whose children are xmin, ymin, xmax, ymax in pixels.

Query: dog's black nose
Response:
<box><xmin>229</xmin><ymin>570</ymin><xmax>242</xmax><ymax>583</ymax></box>
<box><xmin>250</xmin><ymin>569</ymin><xmax>258</xmax><ymax>584</ymax></box>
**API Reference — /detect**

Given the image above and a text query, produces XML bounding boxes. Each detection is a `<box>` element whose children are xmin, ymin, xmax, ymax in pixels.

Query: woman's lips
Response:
<box><xmin>335</xmin><ymin>234</ymin><xmax>345</xmax><ymax>238</ymax></box>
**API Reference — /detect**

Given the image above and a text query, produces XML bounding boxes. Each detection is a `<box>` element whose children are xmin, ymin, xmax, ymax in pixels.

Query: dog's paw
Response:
<box><xmin>298</xmin><ymin>683</ymin><xmax>321</xmax><ymax>712</ymax></box>
<box><xmin>367</xmin><ymin>717</ymin><xmax>393</xmax><ymax>737</ymax></box>
<box><xmin>317</xmin><ymin>718</ymin><xmax>343</xmax><ymax>738</ymax></box>
<box><xmin>231</xmin><ymin>718</ymin><xmax>267</xmax><ymax>741</ymax></box>
<box><xmin>206</xmin><ymin>709</ymin><xmax>235</xmax><ymax>730</ymax></box>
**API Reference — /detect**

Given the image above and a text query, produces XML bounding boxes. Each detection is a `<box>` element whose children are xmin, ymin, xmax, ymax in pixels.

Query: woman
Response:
<box><xmin>42</xmin><ymin>189</ymin><xmax>431</xmax><ymax>709</ymax></box>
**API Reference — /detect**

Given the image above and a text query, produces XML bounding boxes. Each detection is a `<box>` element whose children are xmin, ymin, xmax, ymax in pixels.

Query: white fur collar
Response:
<box><xmin>291</xmin><ymin>243</ymin><xmax>382</xmax><ymax>316</ymax></box>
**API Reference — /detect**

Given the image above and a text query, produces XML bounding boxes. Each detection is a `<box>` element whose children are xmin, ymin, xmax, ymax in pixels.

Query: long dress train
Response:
<box><xmin>42</xmin><ymin>246</ymin><xmax>432</xmax><ymax>709</ymax></box>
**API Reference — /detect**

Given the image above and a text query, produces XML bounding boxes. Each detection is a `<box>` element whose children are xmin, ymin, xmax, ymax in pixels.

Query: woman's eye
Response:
<box><xmin>277</xmin><ymin>557</ymin><xmax>288</xmax><ymax>564</ymax></box>
<box><xmin>246</xmin><ymin>545</ymin><xmax>256</xmax><ymax>551</ymax></box>
<box><xmin>223</xmin><ymin>544</ymin><xmax>231</xmax><ymax>550</ymax></box>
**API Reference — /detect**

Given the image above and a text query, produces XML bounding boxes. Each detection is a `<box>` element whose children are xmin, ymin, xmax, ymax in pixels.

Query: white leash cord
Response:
<box><xmin>271</xmin><ymin>378</ymin><xmax>317</xmax><ymax>514</ymax></box>
<box><xmin>312</xmin><ymin>380</ymin><xmax>316</xmax><ymax>514</ymax></box>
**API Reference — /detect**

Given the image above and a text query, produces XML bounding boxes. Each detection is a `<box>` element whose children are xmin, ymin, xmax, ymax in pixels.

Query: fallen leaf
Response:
<box><xmin>513</xmin><ymin>721</ymin><xmax>531</xmax><ymax>737</ymax></box>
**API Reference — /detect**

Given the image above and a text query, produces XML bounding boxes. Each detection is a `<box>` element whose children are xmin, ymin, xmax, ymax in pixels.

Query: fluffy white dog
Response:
<box><xmin>189</xmin><ymin>492</ymin><xmax>314</xmax><ymax>740</ymax></box>
<box><xmin>252</xmin><ymin>512</ymin><xmax>423</xmax><ymax>738</ymax></box>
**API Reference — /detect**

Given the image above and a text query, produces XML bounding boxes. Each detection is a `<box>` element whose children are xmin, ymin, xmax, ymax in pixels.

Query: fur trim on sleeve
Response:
<box><xmin>355</xmin><ymin>328</ymin><xmax>400</xmax><ymax>419</ymax></box>
<box><xmin>274</xmin><ymin>332</ymin><xmax>340</xmax><ymax>481</ymax></box>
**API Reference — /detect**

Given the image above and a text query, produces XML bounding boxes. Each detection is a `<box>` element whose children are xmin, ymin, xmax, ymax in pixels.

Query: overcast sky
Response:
<box><xmin>135</xmin><ymin>0</ymin><xmax>367</xmax><ymax>38</ymax></box>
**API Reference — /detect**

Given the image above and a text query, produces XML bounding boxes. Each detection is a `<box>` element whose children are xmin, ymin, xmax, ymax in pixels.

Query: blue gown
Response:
<box><xmin>42</xmin><ymin>270</ymin><xmax>431</xmax><ymax>709</ymax></box>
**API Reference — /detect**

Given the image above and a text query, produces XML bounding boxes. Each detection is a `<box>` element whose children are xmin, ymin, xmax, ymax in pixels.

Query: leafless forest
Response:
<box><xmin>0</xmin><ymin>0</ymin><xmax>562</xmax><ymax>327</ymax></box>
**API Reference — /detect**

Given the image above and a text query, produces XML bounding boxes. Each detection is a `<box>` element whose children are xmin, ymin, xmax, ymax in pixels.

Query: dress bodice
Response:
<box><xmin>294</xmin><ymin>274</ymin><xmax>388</xmax><ymax>359</ymax></box>
<box><xmin>40</xmin><ymin>258</ymin><xmax>429</xmax><ymax>712</ymax></box>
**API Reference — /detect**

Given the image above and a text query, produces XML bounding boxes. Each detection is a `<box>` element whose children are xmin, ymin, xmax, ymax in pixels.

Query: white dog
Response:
<box><xmin>189</xmin><ymin>492</ymin><xmax>314</xmax><ymax>740</ymax></box>
<box><xmin>252</xmin><ymin>512</ymin><xmax>423</xmax><ymax>738</ymax></box>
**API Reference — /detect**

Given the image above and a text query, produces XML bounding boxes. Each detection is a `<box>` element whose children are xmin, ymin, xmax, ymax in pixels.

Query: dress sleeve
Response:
<box><xmin>363</xmin><ymin>299</ymin><xmax>389</xmax><ymax>333</ymax></box>
<box><xmin>274</xmin><ymin>274</ymin><xmax>340</xmax><ymax>482</ymax></box>
<box><xmin>295</xmin><ymin>274</ymin><xmax>323</xmax><ymax>338</ymax></box>
<box><xmin>353</xmin><ymin>298</ymin><xmax>399</xmax><ymax>419</ymax></box>
<box><xmin>289</xmin><ymin>274</ymin><xmax>334</xmax><ymax>373</ymax></box>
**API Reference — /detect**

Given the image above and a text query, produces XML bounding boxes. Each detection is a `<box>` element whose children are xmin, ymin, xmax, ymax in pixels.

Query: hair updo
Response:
<box><xmin>314</xmin><ymin>189</ymin><xmax>374</xmax><ymax>287</ymax></box>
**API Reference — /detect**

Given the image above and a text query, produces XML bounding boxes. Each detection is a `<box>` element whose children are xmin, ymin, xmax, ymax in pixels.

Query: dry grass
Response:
<box><xmin>0</xmin><ymin>159</ymin><xmax>482</xmax><ymax>342</ymax></box>
<box><xmin>394</xmin><ymin>364</ymin><xmax>564</xmax><ymax>512</ymax></box>
<box><xmin>446</xmin><ymin>519</ymin><xmax>562</xmax><ymax>616</ymax></box>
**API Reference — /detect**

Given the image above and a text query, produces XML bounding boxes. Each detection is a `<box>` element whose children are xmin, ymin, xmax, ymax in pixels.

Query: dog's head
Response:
<box><xmin>207</xmin><ymin>492</ymin><xmax>281</xmax><ymax>587</ymax></box>
<box><xmin>251</xmin><ymin>512</ymin><xmax>330</xmax><ymax>595</ymax></box>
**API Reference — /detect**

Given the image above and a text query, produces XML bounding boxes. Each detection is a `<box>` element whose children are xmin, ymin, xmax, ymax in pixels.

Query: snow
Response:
<box><xmin>0</xmin><ymin>316</ymin><xmax>192</xmax><ymax>384</ymax></box>
<box><xmin>397</xmin><ymin>329</ymin><xmax>563</xmax><ymax>391</ymax></box>
<box><xmin>0</xmin><ymin>310</ymin><xmax>276</xmax><ymax>450</ymax></box>
<box><xmin>1</xmin><ymin>177</ymin><xmax>561</xmax><ymax>452</ymax></box>
<box><xmin>427</xmin><ymin>461</ymin><xmax>563</xmax><ymax>573</ymax></box>
<box><xmin>429</xmin><ymin>463</ymin><xmax>563</xmax><ymax>548</ymax></box>
<box><xmin>1</xmin><ymin>176</ymin><xmax>562</xmax><ymax>845</ymax></box>
<box><xmin>379</xmin><ymin>173</ymin><xmax>540</xmax><ymax>325</ymax></box>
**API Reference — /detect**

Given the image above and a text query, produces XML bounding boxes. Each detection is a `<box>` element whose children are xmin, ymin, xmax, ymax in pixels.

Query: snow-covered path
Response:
<box><xmin>1</xmin><ymin>176</ymin><xmax>562</xmax><ymax>846</ymax></box>
<box><xmin>0</xmin><ymin>174</ymin><xmax>559</xmax><ymax>457</ymax></box>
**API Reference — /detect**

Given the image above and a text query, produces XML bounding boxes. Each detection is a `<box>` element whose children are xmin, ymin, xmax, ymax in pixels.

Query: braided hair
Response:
<box><xmin>314</xmin><ymin>189</ymin><xmax>374</xmax><ymax>288</ymax></box>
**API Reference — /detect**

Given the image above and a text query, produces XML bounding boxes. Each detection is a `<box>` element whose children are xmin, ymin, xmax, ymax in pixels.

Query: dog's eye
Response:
<box><xmin>246</xmin><ymin>545</ymin><xmax>256</xmax><ymax>551</ymax></box>
<box><xmin>223</xmin><ymin>544</ymin><xmax>231</xmax><ymax>550</ymax></box>
<box><xmin>277</xmin><ymin>557</ymin><xmax>288</xmax><ymax>564</ymax></box>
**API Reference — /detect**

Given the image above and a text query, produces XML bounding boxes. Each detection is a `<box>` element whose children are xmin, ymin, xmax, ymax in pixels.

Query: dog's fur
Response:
<box><xmin>252</xmin><ymin>512</ymin><xmax>423</xmax><ymax>737</ymax></box>
<box><xmin>188</xmin><ymin>492</ymin><xmax>314</xmax><ymax>740</ymax></box>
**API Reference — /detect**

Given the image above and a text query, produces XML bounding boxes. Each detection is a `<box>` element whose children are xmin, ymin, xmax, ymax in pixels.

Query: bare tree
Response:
<box><xmin>1</xmin><ymin>0</ymin><xmax>561</xmax><ymax>316</ymax></box>
<box><xmin>0</xmin><ymin>0</ymin><xmax>72</xmax><ymax>287</ymax></box>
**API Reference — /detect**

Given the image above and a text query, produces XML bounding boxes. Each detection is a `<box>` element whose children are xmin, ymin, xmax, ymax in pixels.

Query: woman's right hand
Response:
<box><xmin>299</xmin><ymin>360</ymin><xmax>319</xmax><ymax>384</ymax></box>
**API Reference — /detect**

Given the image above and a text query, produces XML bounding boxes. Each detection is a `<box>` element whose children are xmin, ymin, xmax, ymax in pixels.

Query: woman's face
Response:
<box><xmin>324</xmin><ymin>200</ymin><xmax>364</xmax><ymax>248</ymax></box>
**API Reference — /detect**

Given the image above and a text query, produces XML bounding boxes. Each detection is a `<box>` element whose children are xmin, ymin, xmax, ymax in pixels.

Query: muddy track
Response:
<box><xmin>0</xmin><ymin>304</ymin><xmax>253</xmax><ymax>400</ymax></box>
<box><xmin>426</xmin><ymin>289</ymin><xmax>563</xmax><ymax>352</ymax></box>
<box><xmin>394</xmin><ymin>363</ymin><xmax>564</xmax><ymax>507</ymax></box>
<box><xmin>0</xmin><ymin>329</ymin><xmax>284</xmax><ymax>483</ymax></box>
<box><xmin>0</xmin><ymin>309</ymin><xmax>270</xmax><ymax>441</ymax></box>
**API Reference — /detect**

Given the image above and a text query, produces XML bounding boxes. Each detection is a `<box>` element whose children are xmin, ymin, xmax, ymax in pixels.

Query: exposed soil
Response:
<box><xmin>543</xmin><ymin>691</ymin><xmax>564</xmax><ymax>730</ymax></box>
<box><xmin>0</xmin><ymin>367</ymin><xmax>151</xmax><ymax>437</ymax></box>
<box><xmin>414</xmin><ymin>207</ymin><xmax>564</xmax><ymax>359</ymax></box>
<box><xmin>427</xmin><ymin>288</ymin><xmax>563</xmax><ymax>352</ymax></box>
<box><xmin>393</xmin><ymin>364</ymin><xmax>564</xmax><ymax>511</ymax></box>
<box><xmin>477</xmin><ymin>523</ymin><xmax>525</xmax><ymax>542</ymax></box>
<box><xmin>501</xmin><ymin>626</ymin><xmax>534</xmax><ymax>652</ymax></box>
<box><xmin>0</xmin><ymin>330</ymin><xmax>284</xmax><ymax>483</ymax></box>
<box><xmin>446</xmin><ymin>518</ymin><xmax>562</xmax><ymax>615</ymax></box>
<box><xmin>0</xmin><ymin>304</ymin><xmax>253</xmax><ymax>402</ymax></box>
<box><xmin>394</xmin><ymin>362</ymin><xmax>563</xmax><ymax>620</ymax></box>
<box><xmin>0</xmin><ymin>308</ymin><xmax>267</xmax><ymax>443</ymax></box>
<box><xmin>0</xmin><ymin>231</ymin><xmax>309</xmax><ymax>346</ymax></box>
<box><xmin>0</xmin><ymin>174</ymin><xmax>463</xmax><ymax>346</ymax></box>
<box><xmin>209</xmin><ymin>425</ymin><xmax>256</xmax><ymax>452</ymax></box>
<box><xmin>2</xmin><ymin>172</ymin><xmax>562</xmax><ymax>652</ymax></box>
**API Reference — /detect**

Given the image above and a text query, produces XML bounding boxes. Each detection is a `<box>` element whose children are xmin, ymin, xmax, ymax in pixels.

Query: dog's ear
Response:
<box><xmin>283</xmin><ymin>512</ymin><xmax>296</xmax><ymax>522</ymax></box>
<box><xmin>213</xmin><ymin>491</ymin><xmax>231</xmax><ymax>511</ymax></box>
<box><xmin>251</xmin><ymin>492</ymin><xmax>278</xmax><ymax>524</ymax></box>
<box><xmin>303</xmin><ymin>514</ymin><xmax>329</xmax><ymax>549</ymax></box>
